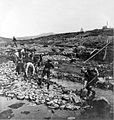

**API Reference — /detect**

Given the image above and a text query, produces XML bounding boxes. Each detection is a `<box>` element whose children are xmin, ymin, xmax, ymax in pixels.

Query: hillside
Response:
<box><xmin>0</xmin><ymin>28</ymin><xmax>113</xmax><ymax>45</ymax></box>
<box><xmin>16</xmin><ymin>28</ymin><xmax>113</xmax><ymax>46</ymax></box>
<box><xmin>0</xmin><ymin>37</ymin><xmax>12</xmax><ymax>43</ymax></box>
<box><xmin>15</xmin><ymin>28</ymin><xmax>113</xmax><ymax>63</ymax></box>
<box><xmin>0</xmin><ymin>27</ymin><xmax>113</xmax><ymax>62</ymax></box>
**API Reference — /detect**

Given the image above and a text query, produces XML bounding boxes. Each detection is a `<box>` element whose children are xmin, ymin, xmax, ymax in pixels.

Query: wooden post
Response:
<box><xmin>84</xmin><ymin>41</ymin><xmax>110</xmax><ymax>63</ymax></box>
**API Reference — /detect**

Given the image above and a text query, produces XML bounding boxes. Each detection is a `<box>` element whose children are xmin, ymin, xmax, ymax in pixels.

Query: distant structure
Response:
<box><xmin>80</xmin><ymin>27</ymin><xmax>84</xmax><ymax>32</ymax></box>
<box><xmin>102</xmin><ymin>21</ymin><xmax>109</xmax><ymax>29</ymax></box>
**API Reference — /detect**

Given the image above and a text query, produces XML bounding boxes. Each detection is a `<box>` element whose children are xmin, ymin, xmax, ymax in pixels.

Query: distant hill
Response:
<box><xmin>0</xmin><ymin>37</ymin><xmax>12</xmax><ymax>43</ymax></box>
<box><xmin>0</xmin><ymin>37</ymin><xmax>12</xmax><ymax>46</ymax></box>
<box><xmin>16</xmin><ymin>32</ymin><xmax>54</xmax><ymax>40</ymax></box>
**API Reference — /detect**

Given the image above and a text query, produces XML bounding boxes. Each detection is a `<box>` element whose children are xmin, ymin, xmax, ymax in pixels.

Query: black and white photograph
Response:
<box><xmin>0</xmin><ymin>0</ymin><xmax>113</xmax><ymax>120</ymax></box>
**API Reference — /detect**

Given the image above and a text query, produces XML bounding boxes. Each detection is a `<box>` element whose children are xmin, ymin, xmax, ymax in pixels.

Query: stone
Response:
<box><xmin>65</xmin><ymin>103</ymin><xmax>75</xmax><ymax>110</ymax></box>
<box><xmin>7</xmin><ymin>93</ymin><xmax>15</xmax><ymax>98</ymax></box>
<box><xmin>0</xmin><ymin>88</ymin><xmax>4</xmax><ymax>95</ymax></box>
<box><xmin>91</xmin><ymin>97</ymin><xmax>111</xmax><ymax>113</ymax></box>
<box><xmin>67</xmin><ymin>117</ymin><xmax>75</xmax><ymax>120</ymax></box>
<box><xmin>71</xmin><ymin>94</ymin><xmax>82</xmax><ymax>104</ymax></box>
<box><xmin>62</xmin><ymin>94</ymin><xmax>70</xmax><ymax>101</ymax></box>
<box><xmin>17</xmin><ymin>94</ymin><xmax>25</xmax><ymax>100</ymax></box>
<box><xmin>53</xmin><ymin>103</ymin><xmax>59</xmax><ymax>108</ymax></box>
<box><xmin>73</xmin><ymin>105</ymin><xmax>80</xmax><ymax>110</ymax></box>
<box><xmin>60</xmin><ymin>105</ymin><xmax>66</xmax><ymax>109</ymax></box>
<box><xmin>46</xmin><ymin>101</ymin><xmax>54</xmax><ymax>105</ymax></box>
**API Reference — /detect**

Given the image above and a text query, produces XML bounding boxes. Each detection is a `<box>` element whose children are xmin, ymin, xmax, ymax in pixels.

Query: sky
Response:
<box><xmin>0</xmin><ymin>0</ymin><xmax>114</xmax><ymax>38</ymax></box>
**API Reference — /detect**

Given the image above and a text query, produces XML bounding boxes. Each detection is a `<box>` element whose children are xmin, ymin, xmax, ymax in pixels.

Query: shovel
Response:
<box><xmin>82</xmin><ymin>76</ymin><xmax>97</xmax><ymax>90</ymax></box>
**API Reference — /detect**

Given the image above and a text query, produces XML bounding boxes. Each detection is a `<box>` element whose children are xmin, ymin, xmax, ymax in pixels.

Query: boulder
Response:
<box><xmin>65</xmin><ymin>103</ymin><xmax>75</xmax><ymax>110</ymax></box>
<box><xmin>71</xmin><ymin>94</ymin><xmax>82</xmax><ymax>104</ymax></box>
<box><xmin>61</xmin><ymin>94</ymin><xmax>70</xmax><ymax>101</ymax></box>
<box><xmin>91</xmin><ymin>97</ymin><xmax>111</xmax><ymax>114</ymax></box>
<box><xmin>60</xmin><ymin>105</ymin><xmax>66</xmax><ymax>109</ymax></box>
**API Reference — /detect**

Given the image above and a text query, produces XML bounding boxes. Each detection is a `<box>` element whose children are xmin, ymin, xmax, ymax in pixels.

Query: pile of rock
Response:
<box><xmin>43</xmin><ymin>55</ymin><xmax>70</xmax><ymax>62</ymax></box>
<box><xmin>0</xmin><ymin>61</ymin><xmax>111</xmax><ymax>112</ymax></box>
<box><xmin>0</xmin><ymin>61</ymin><xmax>83</xmax><ymax>110</ymax></box>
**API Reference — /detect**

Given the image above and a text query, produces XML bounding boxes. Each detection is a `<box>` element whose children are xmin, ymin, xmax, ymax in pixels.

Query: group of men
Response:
<box><xmin>15</xmin><ymin>48</ymin><xmax>37</xmax><ymax>76</ymax></box>
<box><xmin>14</xmin><ymin>46</ymin><xmax>99</xmax><ymax>96</ymax></box>
<box><xmin>12</xmin><ymin>36</ymin><xmax>100</xmax><ymax>96</ymax></box>
<box><xmin>14</xmin><ymin>48</ymin><xmax>54</xmax><ymax>89</ymax></box>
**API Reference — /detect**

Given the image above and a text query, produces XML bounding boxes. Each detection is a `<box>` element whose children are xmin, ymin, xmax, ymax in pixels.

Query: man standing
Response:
<box><xmin>38</xmin><ymin>54</ymin><xmax>43</xmax><ymax>66</ymax></box>
<box><xmin>16</xmin><ymin>59</ymin><xmax>25</xmax><ymax>75</ymax></box>
<box><xmin>13</xmin><ymin>36</ymin><xmax>17</xmax><ymax>47</ymax></box>
<box><xmin>41</xmin><ymin>59</ymin><xmax>54</xmax><ymax>89</ymax></box>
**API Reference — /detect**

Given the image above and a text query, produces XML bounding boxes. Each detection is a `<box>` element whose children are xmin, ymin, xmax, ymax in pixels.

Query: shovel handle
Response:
<box><xmin>82</xmin><ymin>76</ymin><xmax>97</xmax><ymax>90</ymax></box>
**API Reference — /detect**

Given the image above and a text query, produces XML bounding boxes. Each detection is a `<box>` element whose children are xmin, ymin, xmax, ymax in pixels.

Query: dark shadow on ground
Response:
<box><xmin>8</xmin><ymin>102</ymin><xmax>25</xmax><ymax>109</ymax></box>
<box><xmin>0</xmin><ymin>109</ymin><xmax>14</xmax><ymax>119</ymax></box>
